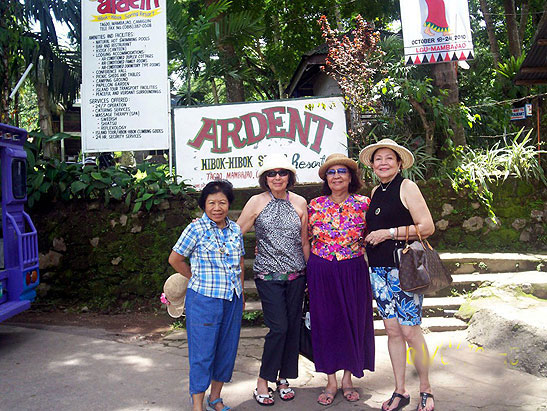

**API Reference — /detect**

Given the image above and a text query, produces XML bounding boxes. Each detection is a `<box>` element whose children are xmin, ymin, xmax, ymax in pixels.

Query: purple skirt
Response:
<box><xmin>307</xmin><ymin>253</ymin><xmax>375</xmax><ymax>377</ymax></box>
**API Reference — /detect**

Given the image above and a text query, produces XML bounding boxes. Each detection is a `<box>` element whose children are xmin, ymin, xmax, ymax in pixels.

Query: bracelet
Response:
<box><xmin>389</xmin><ymin>227</ymin><xmax>396</xmax><ymax>240</ymax></box>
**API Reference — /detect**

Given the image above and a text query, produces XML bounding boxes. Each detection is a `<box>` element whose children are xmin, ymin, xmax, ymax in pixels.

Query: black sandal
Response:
<box><xmin>253</xmin><ymin>387</ymin><xmax>275</xmax><ymax>406</ymax></box>
<box><xmin>384</xmin><ymin>392</ymin><xmax>410</xmax><ymax>411</ymax></box>
<box><xmin>417</xmin><ymin>392</ymin><xmax>434</xmax><ymax>411</ymax></box>
<box><xmin>276</xmin><ymin>378</ymin><xmax>295</xmax><ymax>401</ymax></box>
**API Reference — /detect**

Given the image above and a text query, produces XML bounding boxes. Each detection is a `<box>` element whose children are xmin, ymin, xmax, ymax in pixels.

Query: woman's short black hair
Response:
<box><xmin>258</xmin><ymin>170</ymin><xmax>296</xmax><ymax>191</ymax></box>
<box><xmin>198</xmin><ymin>180</ymin><xmax>234</xmax><ymax>210</ymax></box>
<box><xmin>321</xmin><ymin>167</ymin><xmax>363</xmax><ymax>196</ymax></box>
<box><xmin>370</xmin><ymin>148</ymin><xmax>401</xmax><ymax>164</ymax></box>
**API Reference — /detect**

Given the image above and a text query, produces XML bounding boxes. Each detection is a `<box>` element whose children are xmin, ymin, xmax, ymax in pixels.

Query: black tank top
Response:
<box><xmin>365</xmin><ymin>173</ymin><xmax>414</xmax><ymax>267</ymax></box>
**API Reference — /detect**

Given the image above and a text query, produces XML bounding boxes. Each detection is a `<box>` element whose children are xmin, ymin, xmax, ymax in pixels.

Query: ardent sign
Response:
<box><xmin>187</xmin><ymin>106</ymin><xmax>334</xmax><ymax>154</ymax></box>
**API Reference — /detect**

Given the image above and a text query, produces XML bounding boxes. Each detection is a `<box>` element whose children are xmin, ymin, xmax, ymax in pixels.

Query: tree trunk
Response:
<box><xmin>222</xmin><ymin>43</ymin><xmax>245</xmax><ymax>102</ymax></box>
<box><xmin>211</xmin><ymin>78</ymin><xmax>219</xmax><ymax>104</ymax></box>
<box><xmin>1</xmin><ymin>52</ymin><xmax>9</xmax><ymax>123</ymax></box>
<box><xmin>410</xmin><ymin>98</ymin><xmax>435</xmax><ymax>156</ymax></box>
<box><xmin>431</xmin><ymin>62</ymin><xmax>466</xmax><ymax>148</ymax></box>
<box><xmin>478</xmin><ymin>0</ymin><xmax>501</xmax><ymax>67</ymax></box>
<box><xmin>271</xmin><ymin>14</ymin><xmax>284</xmax><ymax>98</ymax></box>
<box><xmin>503</xmin><ymin>0</ymin><xmax>521</xmax><ymax>57</ymax></box>
<box><xmin>205</xmin><ymin>0</ymin><xmax>245</xmax><ymax>102</ymax></box>
<box><xmin>334</xmin><ymin>3</ymin><xmax>344</xmax><ymax>32</ymax></box>
<box><xmin>518</xmin><ymin>0</ymin><xmax>529</xmax><ymax>49</ymax></box>
<box><xmin>36</xmin><ymin>70</ymin><xmax>59</xmax><ymax>159</ymax></box>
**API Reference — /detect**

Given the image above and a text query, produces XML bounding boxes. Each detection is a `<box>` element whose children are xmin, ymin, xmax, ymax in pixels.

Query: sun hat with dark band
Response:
<box><xmin>359</xmin><ymin>138</ymin><xmax>415</xmax><ymax>169</ymax></box>
<box><xmin>257</xmin><ymin>153</ymin><xmax>297</xmax><ymax>177</ymax></box>
<box><xmin>318</xmin><ymin>153</ymin><xmax>359</xmax><ymax>180</ymax></box>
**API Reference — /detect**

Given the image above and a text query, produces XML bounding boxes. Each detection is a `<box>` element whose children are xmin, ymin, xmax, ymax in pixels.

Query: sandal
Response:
<box><xmin>342</xmin><ymin>386</ymin><xmax>359</xmax><ymax>402</ymax></box>
<box><xmin>206</xmin><ymin>396</ymin><xmax>230</xmax><ymax>411</ymax></box>
<box><xmin>276</xmin><ymin>378</ymin><xmax>295</xmax><ymax>401</ymax></box>
<box><xmin>317</xmin><ymin>389</ymin><xmax>337</xmax><ymax>406</ymax></box>
<box><xmin>417</xmin><ymin>392</ymin><xmax>434</xmax><ymax>411</ymax></box>
<box><xmin>253</xmin><ymin>388</ymin><xmax>275</xmax><ymax>406</ymax></box>
<box><xmin>383</xmin><ymin>392</ymin><xmax>410</xmax><ymax>411</ymax></box>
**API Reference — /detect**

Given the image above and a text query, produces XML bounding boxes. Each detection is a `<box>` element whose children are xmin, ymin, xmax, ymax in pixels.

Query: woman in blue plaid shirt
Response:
<box><xmin>169</xmin><ymin>180</ymin><xmax>245</xmax><ymax>411</ymax></box>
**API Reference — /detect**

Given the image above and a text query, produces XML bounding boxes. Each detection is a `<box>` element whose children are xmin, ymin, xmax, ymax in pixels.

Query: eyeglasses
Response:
<box><xmin>265</xmin><ymin>169</ymin><xmax>289</xmax><ymax>178</ymax></box>
<box><xmin>326</xmin><ymin>168</ymin><xmax>348</xmax><ymax>176</ymax></box>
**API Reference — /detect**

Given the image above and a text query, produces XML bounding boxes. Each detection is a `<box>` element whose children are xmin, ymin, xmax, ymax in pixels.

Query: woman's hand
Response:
<box><xmin>364</xmin><ymin>229</ymin><xmax>391</xmax><ymax>246</ymax></box>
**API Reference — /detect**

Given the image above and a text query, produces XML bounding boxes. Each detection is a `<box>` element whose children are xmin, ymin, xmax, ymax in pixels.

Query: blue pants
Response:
<box><xmin>185</xmin><ymin>289</ymin><xmax>243</xmax><ymax>395</ymax></box>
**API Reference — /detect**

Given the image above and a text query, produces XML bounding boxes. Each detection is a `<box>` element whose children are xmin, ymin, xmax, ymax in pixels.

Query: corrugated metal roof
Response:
<box><xmin>515</xmin><ymin>18</ymin><xmax>547</xmax><ymax>85</ymax></box>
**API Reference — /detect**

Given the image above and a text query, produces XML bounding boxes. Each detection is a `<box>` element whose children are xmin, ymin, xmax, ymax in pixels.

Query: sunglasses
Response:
<box><xmin>326</xmin><ymin>168</ymin><xmax>348</xmax><ymax>176</ymax></box>
<box><xmin>265</xmin><ymin>169</ymin><xmax>290</xmax><ymax>177</ymax></box>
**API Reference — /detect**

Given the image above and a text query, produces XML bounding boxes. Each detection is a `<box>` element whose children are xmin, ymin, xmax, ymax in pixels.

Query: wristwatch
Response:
<box><xmin>389</xmin><ymin>228</ymin><xmax>396</xmax><ymax>240</ymax></box>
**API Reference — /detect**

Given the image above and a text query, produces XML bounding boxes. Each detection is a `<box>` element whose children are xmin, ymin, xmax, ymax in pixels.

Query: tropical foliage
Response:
<box><xmin>25</xmin><ymin>134</ymin><xmax>196</xmax><ymax>210</ymax></box>
<box><xmin>0</xmin><ymin>0</ymin><xmax>544</xmax><ymax>210</ymax></box>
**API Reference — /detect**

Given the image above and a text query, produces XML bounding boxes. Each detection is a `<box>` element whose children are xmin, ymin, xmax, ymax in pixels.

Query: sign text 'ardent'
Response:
<box><xmin>97</xmin><ymin>0</ymin><xmax>160</xmax><ymax>14</ymax></box>
<box><xmin>187</xmin><ymin>107</ymin><xmax>334</xmax><ymax>154</ymax></box>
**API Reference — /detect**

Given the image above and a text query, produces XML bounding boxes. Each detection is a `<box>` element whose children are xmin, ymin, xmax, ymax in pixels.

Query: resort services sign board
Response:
<box><xmin>400</xmin><ymin>0</ymin><xmax>474</xmax><ymax>65</ymax></box>
<box><xmin>174</xmin><ymin>97</ymin><xmax>347</xmax><ymax>189</ymax></box>
<box><xmin>81</xmin><ymin>0</ymin><xmax>169</xmax><ymax>152</ymax></box>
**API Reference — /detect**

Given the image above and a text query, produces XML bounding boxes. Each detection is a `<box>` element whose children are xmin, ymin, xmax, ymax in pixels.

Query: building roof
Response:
<box><xmin>515</xmin><ymin>18</ymin><xmax>547</xmax><ymax>85</ymax></box>
<box><xmin>285</xmin><ymin>29</ymin><xmax>398</xmax><ymax>97</ymax></box>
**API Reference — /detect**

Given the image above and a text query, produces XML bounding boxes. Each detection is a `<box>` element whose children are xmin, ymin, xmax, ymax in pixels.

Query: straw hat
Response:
<box><xmin>163</xmin><ymin>273</ymin><xmax>189</xmax><ymax>318</ymax></box>
<box><xmin>358</xmin><ymin>138</ymin><xmax>414</xmax><ymax>169</ymax></box>
<box><xmin>257</xmin><ymin>153</ymin><xmax>297</xmax><ymax>177</ymax></box>
<box><xmin>318</xmin><ymin>153</ymin><xmax>359</xmax><ymax>180</ymax></box>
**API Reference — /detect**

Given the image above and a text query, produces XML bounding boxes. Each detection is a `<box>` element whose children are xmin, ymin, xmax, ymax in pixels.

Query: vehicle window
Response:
<box><xmin>12</xmin><ymin>159</ymin><xmax>26</xmax><ymax>199</ymax></box>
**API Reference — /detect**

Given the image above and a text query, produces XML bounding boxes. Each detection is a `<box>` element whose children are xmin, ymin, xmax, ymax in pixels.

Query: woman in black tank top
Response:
<box><xmin>360</xmin><ymin>139</ymin><xmax>436</xmax><ymax>411</ymax></box>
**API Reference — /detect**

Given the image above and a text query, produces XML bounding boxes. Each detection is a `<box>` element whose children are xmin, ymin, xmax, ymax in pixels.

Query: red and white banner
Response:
<box><xmin>400</xmin><ymin>0</ymin><xmax>474</xmax><ymax>66</ymax></box>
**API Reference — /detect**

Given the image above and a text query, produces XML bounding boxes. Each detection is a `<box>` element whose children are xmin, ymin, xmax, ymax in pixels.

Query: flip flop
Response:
<box><xmin>384</xmin><ymin>392</ymin><xmax>410</xmax><ymax>411</ymax></box>
<box><xmin>317</xmin><ymin>389</ymin><xmax>337</xmax><ymax>406</ymax></box>
<box><xmin>206</xmin><ymin>396</ymin><xmax>230</xmax><ymax>411</ymax></box>
<box><xmin>342</xmin><ymin>386</ymin><xmax>360</xmax><ymax>402</ymax></box>
<box><xmin>417</xmin><ymin>392</ymin><xmax>434</xmax><ymax>411</ymax></box>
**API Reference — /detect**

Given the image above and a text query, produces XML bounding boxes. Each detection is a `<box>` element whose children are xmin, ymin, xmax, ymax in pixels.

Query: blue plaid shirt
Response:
<box><xmin>172</xmin><ymin>213</ymin><xmax>244</xmax><ymax>301</ymax></box>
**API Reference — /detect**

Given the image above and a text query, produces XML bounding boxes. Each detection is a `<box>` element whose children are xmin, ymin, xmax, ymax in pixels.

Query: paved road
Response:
<box><xmin>1</xmin><ymin>323</ymin><xmax>546</xmax><ymax>410</ymax></box>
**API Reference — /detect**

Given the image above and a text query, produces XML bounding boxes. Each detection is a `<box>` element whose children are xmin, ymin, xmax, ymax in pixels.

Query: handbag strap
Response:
<box><xmin>414</xmin><ymin>224</ymin><xmax>433</xmax><ymax>250</ymax></box>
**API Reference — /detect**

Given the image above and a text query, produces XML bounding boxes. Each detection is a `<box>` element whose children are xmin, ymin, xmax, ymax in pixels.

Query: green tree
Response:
<box><xmin>2</xmin><ymin>0</ymin><xmax>81</xmax><ymax>159</ymax></box>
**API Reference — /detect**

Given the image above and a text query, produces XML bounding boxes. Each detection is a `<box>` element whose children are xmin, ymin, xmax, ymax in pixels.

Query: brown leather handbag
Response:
<box><xmin>398</xmin><ymin>225</ymin><xmax>453</xmax><ymax>294</ymax></box>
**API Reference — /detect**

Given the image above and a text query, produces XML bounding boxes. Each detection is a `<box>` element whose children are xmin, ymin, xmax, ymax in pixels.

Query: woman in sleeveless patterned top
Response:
<box><xmin>237</xmin><ymin>154</ymin><xmax>309</xmax><ymax>406</ymax></box>
<box><xmin>360</xmin><ymin>139</ymin><xmax>436</xmax><ymax>411</ymax></box>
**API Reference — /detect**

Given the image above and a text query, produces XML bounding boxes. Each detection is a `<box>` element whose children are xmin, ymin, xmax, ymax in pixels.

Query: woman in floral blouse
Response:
<box><xmin>307</xmin><ymin>153</ymin><xmax>375</xmax><ymax>406</ymax></box>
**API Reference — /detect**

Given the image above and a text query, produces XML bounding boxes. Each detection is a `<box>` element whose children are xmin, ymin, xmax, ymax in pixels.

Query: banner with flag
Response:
<box><xmin>400</xmin><ymin>0</ymin><xmax>474</xmax><ymax>66</ymax></box>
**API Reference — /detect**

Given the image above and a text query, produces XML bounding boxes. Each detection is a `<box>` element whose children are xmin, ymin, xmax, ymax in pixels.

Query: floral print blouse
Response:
<box><xmin>308</xmin><ymin>194</ymin><xmax>370</xmax><ymax>261</ymax></box>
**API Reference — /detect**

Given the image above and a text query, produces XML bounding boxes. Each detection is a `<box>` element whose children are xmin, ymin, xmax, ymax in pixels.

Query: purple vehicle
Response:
<box><xmin>0</xmin><ymin>123</ymin><xmax>39</xmax><ymax>322</ymax></box>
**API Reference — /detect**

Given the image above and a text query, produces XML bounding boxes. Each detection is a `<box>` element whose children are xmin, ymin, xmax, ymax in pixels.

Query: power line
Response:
<box><xmin>468</xmin><ymin>92</ymin><xmax>547</xmax><ymax>109</ymax></box>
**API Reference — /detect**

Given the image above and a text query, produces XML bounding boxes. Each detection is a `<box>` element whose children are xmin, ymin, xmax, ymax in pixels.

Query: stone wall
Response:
<box><xmin>232</xmin><ymin>178</ymin><xmax>547</xmax><ymax>252</ymax></box>
<box><xmin>33</xmin><ymin>196</ymin><xmax>198</xmax><ymax>310</ymax></box>
<box><xmin>31</xmin><ymin>178</ymin><xmax>546</xmax><ymax>308</ymax></box>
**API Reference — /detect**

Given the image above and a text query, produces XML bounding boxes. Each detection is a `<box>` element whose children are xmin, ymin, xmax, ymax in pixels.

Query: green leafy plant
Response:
<box><xmin>25</xmin><ymin>134</ymin><xmax>196</xmax><ymax>209</ymax></box>
<box><xmin>171</xmin><ymin>319</ymin><xmax>186</xmax><ymax>330</ymax></box>
<box><xmin>445</xmin><ymin>128</ymin><xmax>546</xmax><ymax>217</ymax></box>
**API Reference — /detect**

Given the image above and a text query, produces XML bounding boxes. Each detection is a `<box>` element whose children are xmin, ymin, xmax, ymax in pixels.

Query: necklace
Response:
<box><xmin>212</xmin><ymin>225</ymin><xmax>227</xmax><ymax>255</ymax></box>
<box><xmin>379</xmin><ymin>177</ymin><xmax>395</xmax><ymax>192</ymax></box>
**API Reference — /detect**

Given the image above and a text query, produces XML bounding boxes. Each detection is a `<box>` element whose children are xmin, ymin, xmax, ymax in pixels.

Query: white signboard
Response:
<box><xmin>511</xmin><ymin>107</ymin><xmax>526</xmax><ymax>121</ymax></box>
<box><xmin>81</xmin><ymin>0</ymin><xmax>169</xmax><ymax>152</ymax></box>
<box><xmin>174</xmin><ymin>97</ymin><xmax>348</xmax><ymax>189</ymax></box>
<box><xmin>400</xmin><ymin>0</ymin><xmax>474</xmax><ymax>65</ymax></box>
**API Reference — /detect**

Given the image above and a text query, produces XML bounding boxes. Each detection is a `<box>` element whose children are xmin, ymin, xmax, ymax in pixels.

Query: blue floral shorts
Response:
<box><xmin>369</xmin><ymin>266</ymin><xmax>423</xmax><ymax>326</ymax></box>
